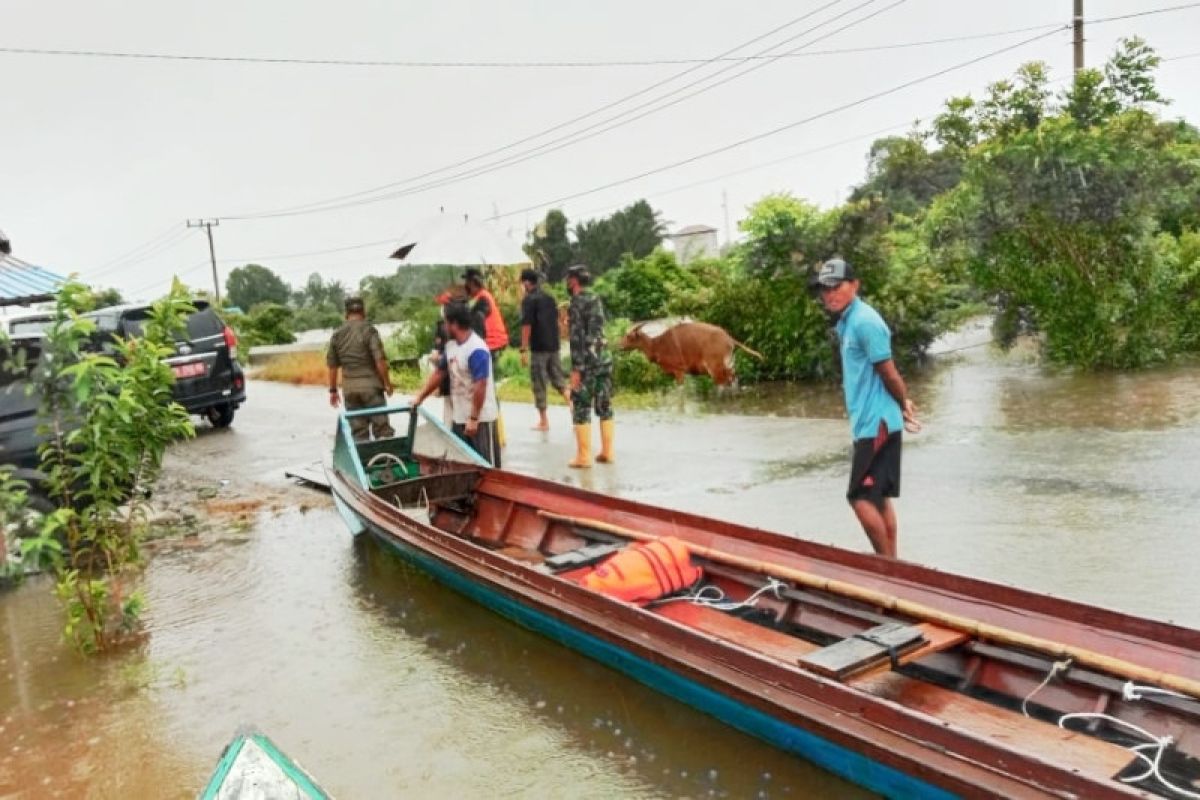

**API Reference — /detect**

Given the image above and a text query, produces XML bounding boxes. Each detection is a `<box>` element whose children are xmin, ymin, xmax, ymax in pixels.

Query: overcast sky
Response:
<box><xmin>4</xmin><ymin>0</ymin><xmax>1198</xmax><ymax>301</ymax></box>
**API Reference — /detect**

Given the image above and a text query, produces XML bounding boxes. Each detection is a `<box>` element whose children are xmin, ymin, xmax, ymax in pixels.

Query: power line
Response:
<box><xmin>83</xmin><ymin>223</ymin><xmax>187</xmax><ymax>277</ymax></box>
<box><xmin>83</xmin><ymin>226</ymin><xmax>197</xmax><ymax>281</ymax></box>
<box><xmin>216</xmin><ymin>236</ymin><xmax>401</xmax><ymax>264</ymax></box>
<box><xmin>0</xmin><ymin>22</ymin><xmax>1064</xmax><ymax>70</ymax></box>
<box><xmin>186</xmin><ymin>31</ymin><xmax>1191</xmax><ymax>274</ymax></box>
<box><xmin>6</xmin><ymin>3</ymin><xmax>1193</xmax><ymax>71</ymax></box>
<box><xmin>1088</xmin><ymin>1</ymin><xmax>1200</xmax><ymax>25</ymax></box>
<box><xmin>216</xmin><ymin>0</ymin><xmax>1200</xmax><ymax>223</ymax></box>
<box><xmin>225</xmin><ymin>0</ymin><xmax>908</xmax><ymax>220</ymax></box>
<box><xmin>490</xmin><ymin>27</ymin><xmax>1065</xmax><ymax>222</ymax></box>
<box><xmin>221</xmin><ymin>0</ymin><xmax>852</xmax><ymax>220</ymax></box>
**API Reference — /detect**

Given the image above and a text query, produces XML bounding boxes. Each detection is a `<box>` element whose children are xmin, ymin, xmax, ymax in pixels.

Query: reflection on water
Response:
<box><xmin>1</xmin><ymin>510</ymin><xmax>869</xmax><ymax>799</ymax></box>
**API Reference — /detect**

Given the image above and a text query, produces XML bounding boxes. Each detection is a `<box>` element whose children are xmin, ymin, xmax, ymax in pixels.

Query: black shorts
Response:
<box><xmin>847</xmin><ymin>422</ymin><xmax>902</xmax><ymax>508</ymax></box>
<box><xmin>452</xmin><ymin>421</ymin><xmax>501</xmax><ymax>468</ymax></box>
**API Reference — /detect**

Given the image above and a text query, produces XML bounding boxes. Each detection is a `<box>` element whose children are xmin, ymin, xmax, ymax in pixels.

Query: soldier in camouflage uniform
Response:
<box><xmin>566</xmin><ymin>265</ymin><xmax>614</xmax><ymax>468</ymax></box>
<box><xmin>327</xmin><ymin>296</ymin><xmax>395</xmax><ymax>441</ymax></box>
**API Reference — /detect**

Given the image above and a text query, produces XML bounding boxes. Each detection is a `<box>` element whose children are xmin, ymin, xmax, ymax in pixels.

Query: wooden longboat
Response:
<box><xmin>329</xmin><ymin>402</ymin><xmax>1200</xmax><ymax>799</ymax></box>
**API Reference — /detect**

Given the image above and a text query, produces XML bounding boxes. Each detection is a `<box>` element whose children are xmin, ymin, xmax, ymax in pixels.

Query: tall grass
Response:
<box><xmin>253</xmin><ymin>351</ymin><xmax>328</xmax><ymax>386</ymax></box>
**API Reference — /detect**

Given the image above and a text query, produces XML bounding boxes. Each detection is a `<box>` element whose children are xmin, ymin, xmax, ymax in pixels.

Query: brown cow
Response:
<box><xmin>619</xmin><ymin>320</ymin><xmax>763</xmax><ymax>386</ymax></box>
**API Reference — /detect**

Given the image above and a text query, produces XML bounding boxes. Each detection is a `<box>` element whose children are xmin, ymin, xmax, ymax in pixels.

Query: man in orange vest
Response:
<box><xmin>464</xmin><ymin>268</ymin><xmax>510</xmax><ymax>447</ymax></box>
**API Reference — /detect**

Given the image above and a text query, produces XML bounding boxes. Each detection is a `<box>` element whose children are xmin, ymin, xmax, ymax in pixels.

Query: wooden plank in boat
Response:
<box><xmin>847</xmin><ymin>623</ymin><xmax>970</xmax><ymax>683</ymax></box>
<box><xmin>798</xmin><ymin>623</ymin><xmax>927</xmax><ymax>680</ymax></box>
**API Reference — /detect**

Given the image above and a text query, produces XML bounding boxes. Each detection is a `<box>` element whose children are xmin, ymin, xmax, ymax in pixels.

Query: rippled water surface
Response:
<box><xmin>4</xmin><ymin>337</ymin><xmax>1200</xmax><ymax>798</ymax></box>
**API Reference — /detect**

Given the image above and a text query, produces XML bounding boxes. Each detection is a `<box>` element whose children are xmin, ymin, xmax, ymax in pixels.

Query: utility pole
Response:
<box><xmin>1073</xmin><ymin>0</ymin><xmax>1085</xmax><ymax>73</ymax></box>
<box><xmin>186</xmin><ymin>218</ymin><xmax>221</xmax><ymax>305</ymax></box>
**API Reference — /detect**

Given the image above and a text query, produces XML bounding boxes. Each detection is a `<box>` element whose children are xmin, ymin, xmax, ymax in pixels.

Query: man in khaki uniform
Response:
<box><xmin>327</xmin><ymin>296</ymin><xmax>395</xmax><ymax>440</ymax></box>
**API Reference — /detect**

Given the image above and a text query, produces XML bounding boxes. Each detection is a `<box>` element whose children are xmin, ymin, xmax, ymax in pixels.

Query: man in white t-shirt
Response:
<box><xmin>414</xmin><ymin>301</ymin><xmax>500</xmax><ymax>466</ymax></box>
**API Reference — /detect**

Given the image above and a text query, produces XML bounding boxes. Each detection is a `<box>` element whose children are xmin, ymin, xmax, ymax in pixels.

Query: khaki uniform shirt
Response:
<box><xmin>326</xmin><ymin>319</ymin><xmax>386</xmax><ymax>392</ymax></box>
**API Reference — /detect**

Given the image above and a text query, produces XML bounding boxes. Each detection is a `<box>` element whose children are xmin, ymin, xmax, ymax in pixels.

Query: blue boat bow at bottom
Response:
<box><xmin>200</xmin><ymin>728</ymin><xmax>331</xmax><ymax>799</ymax></box>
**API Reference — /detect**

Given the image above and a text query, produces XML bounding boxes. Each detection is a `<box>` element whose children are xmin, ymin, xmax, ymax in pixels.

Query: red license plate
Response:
<box><xmin>172</xmin><ymin>362</ymin><xmax>206</xmax><ymax>379</ymax></box>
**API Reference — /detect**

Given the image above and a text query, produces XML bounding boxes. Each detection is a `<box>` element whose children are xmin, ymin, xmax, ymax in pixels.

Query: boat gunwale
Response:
<box><xmin>330</xmin><ymin>466</ymin><xmax>1148</xmax><ymax>800</ymax></box>
<box><xmin>474</xmin><ymin>468</ymin><xmax>1200</xmax><ymax>663</ymax></box>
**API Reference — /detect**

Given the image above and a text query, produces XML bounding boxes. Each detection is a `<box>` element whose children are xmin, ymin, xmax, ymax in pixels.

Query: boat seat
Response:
<box><xmin>798</xmin><ymin>622</ymin><xmax>927</xmax><ymax>680</ymax></box>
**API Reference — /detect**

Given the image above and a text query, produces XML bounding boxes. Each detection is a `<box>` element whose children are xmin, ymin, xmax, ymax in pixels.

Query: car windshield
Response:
<box><xmin>107</xmin><ymin>304</ymin><xmax>222</xmax><ymax>343</ymax></box>
<box><xmin>7</xmin><ymin>317</ymin><xmax>52</xmax><ymax>336</ymax></box>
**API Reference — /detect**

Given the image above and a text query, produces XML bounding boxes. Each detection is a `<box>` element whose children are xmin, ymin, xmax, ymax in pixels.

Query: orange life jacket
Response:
<box><xmin>472</xmin><ymin>289</ymin><xmax>510</xmax><ymax>351</ymax></box>
<box><xmin>580</xmin><ymin>537</ymin><xmax>702</xmax><ymax>605</ymax></box>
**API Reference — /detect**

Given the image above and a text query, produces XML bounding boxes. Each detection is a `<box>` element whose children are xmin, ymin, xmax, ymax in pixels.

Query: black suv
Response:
<box><xmin>86</xmin><ymin>301</ymin><xmax>247</xmax><ymax>427</ymax></box>
<box><xmin>0</xmin><ymin>334</ymin><xmax>48</xmax><ymax>482</ymax></box>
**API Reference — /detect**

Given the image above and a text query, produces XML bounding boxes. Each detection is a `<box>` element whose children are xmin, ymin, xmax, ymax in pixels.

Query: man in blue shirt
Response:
<box><xmin>818</xmin><ymin>258</ymin><xmax>918</xmax><ymax>558</ymax></box>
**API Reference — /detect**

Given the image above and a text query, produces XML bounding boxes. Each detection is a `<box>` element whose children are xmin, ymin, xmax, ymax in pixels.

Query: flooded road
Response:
<box><xmin>4</xmin><ymin>337</ymin><xmax>1200</xmax><ymax>797</ymax></box>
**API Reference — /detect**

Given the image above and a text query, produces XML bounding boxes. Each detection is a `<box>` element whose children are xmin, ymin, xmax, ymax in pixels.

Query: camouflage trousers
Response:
<box><xmin>344</xmin><ymin>389</ymin><xmax>395</xmax><ymax>441</ymax></box>
<box><xmin>571</xmin><ymin>367</ymin><xmax>613</xmax><ymax>425</ymax></box>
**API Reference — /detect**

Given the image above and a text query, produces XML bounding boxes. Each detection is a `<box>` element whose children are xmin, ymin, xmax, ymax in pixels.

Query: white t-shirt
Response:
<box><xmin>442</xmin><ymin>333</ymin><xmax>498</xmax><ymax>425</ymax></box>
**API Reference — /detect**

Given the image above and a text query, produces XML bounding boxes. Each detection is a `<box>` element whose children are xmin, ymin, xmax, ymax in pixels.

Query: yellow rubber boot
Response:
<box><xmin>596</xmin><ymin>419</ymin><xmax>615</xmax><ymax>464</ymax></box>
<box><xmin>568</xmin><ymin>424</ymin><xmax>592</xmax><ymax>469</ymax></box>
<box><xmin>496</xmin><ymin>410</ymin><xmax>507</xmax><ymax>448</ymax></box>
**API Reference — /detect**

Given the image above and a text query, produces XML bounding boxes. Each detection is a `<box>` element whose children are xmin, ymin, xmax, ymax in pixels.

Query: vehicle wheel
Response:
<box><xmin>206</xmin><ymin>404</ymin><xmax>235</xmax><ymax>428</ymax></box>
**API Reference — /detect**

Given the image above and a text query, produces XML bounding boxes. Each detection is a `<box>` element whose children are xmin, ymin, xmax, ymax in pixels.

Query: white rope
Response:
<box><xmin>1124</xmin><ymin>681</ymin><xmax>1193</xmax><ymax>702</ymax></box>
<box><xmin>1021</xmin><ymin>658</ymin><xmax>1073</xmax><ymax>717</ymax></box>
<box><xmin>1058</xmin><ymin>713</ymin><xmax>1200</xmax><ymax>799</ymax></box>
<box><xmin>653</xmin><ymin>577</ymin><xmax>788</xmax><ymax>612</ymax></box>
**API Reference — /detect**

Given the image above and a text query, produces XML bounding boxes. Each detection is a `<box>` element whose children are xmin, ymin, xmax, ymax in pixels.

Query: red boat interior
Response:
<box><xmin>366</xmin><ymin>459</ymin><xmax>1200</xmax><ymax>798</ymax></box>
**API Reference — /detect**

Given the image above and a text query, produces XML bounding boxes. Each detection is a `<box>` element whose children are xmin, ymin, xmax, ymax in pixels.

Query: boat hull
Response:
<box><xmin>327</xmin><ymin>453</ymin><xmax>1193</xmax><ymax>799</ymax></box>
<box><xmin>354</xmin><ymin>512</ymin><xmax>955</xmax><ymax>800</ymax></box>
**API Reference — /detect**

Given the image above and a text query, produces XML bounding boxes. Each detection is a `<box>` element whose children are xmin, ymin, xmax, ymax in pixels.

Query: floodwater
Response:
<box><xmin>4</xmin><ymin>327</ymin><xmax>1200</xmax><ymax>798</ymax></box>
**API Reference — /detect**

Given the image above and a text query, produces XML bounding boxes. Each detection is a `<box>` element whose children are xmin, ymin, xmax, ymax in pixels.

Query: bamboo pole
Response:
<box><xmin>538</xmin><ymin>510</ymin><xmax>1200</xmax><ymax>701</ymax></box>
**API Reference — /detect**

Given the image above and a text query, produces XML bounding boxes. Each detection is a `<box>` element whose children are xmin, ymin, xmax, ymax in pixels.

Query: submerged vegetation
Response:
<box><xmin>2</xmin><ymin>281</ymin><xmax>195</xmax><ymax>653</ymax></box>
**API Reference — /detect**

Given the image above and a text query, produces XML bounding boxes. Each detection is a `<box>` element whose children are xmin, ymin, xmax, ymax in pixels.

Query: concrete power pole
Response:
<box><xmin>186</xmin><ymin>219</ymin><xmax>222</xmax><ymax>305</ymax></box>
<box><xmin>1073</xmin><ymin>0</ymin><xmax>1085</xmax><ymax>73</ymax></box>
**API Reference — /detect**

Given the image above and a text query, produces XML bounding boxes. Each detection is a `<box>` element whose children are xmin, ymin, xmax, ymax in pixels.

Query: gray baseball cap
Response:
<box><xmin>816</xmin><ymin>258</ymin><xmax>856</xmax><ymax>287</ymax></box>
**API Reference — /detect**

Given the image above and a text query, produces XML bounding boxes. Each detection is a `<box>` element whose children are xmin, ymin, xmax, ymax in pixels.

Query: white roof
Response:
<box><xmin>392</xmin><ymin>213</ymin><xmax>530</xmax><ymax>267</ymax></box>
<box><xmin>670</xmin><ymin>224</ymin><xmax>718</xmax><ymax>237</ymax></box>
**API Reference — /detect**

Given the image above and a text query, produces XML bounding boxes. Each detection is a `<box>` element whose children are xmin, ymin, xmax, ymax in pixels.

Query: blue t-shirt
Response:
<box><xmin>835</xmin><ymin>297</ymin><xmax>903</xmax><ymax>441</ymax></box>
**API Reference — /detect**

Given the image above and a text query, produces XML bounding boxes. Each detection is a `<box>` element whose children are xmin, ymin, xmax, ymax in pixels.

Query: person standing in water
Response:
<box><xmin>326</xmin><ymin>296</ymin><xmax>394</xmax><ymax>441</ymax></box>
<box><xmin>519</xmin><ymin>268</ymin><xmax>570</xmax><ymax>431</ymax></box>
<box><xmin>817</xmin><ymin>258</ymin><xmax>918</xmax><ymax>558</ymax></box>
<box><xmin>565</xmin><ymin>265</ymin><xmax>614</xmax><ymax>468</ymax></box>
<box><xmin>463</xmin><ymin>268</ymin><xmax>510</xmax><ymax>447</ymax></box>
<box><xmin>413</xmin><ymin>301</ymin><xmax>501</xmax><ymax>466</ymax></box>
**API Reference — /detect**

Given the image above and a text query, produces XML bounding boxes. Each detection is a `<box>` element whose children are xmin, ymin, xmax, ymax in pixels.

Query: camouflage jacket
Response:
<box><xmin>568</xmin><ymin>290</ymin><xmax>610</xmax><ymax>373</ymax></box>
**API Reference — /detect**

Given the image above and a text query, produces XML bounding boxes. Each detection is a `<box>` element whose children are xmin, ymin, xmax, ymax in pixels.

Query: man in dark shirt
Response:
<box><xmin>327</xmin><ymin>296</ymin><xmax>394</xmax><ymax>441</ymax></box>
<box><xmin>519</xmin><ymin>269</ymin><xmax>569</xmax><ymax>431</ymax></box>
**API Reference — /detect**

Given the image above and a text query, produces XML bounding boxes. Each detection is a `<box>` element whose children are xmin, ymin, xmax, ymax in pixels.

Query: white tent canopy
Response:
<box><xmin>391</xmin><ymin>213</ymin><xmax>529</xmax><ymax>267</ymax></box>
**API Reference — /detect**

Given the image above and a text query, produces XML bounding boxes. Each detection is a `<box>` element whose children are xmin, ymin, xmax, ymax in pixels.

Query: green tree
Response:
<box><xmin>526</xmin><ymin>209</ymin><xmax>576</xmax><ymax>282</ymax></box>
<box><xmin>225</xmin><ymin>264</ymin><xmax>291</xmax><ymax>311</ymax></box>
<box><xmin>295</xmin><ymin>272</ymin><xmax>347</xmax><ymax>309</ymax></box>
<box><xmin>737</xmin><ymin>194</ymin><xmax>834</xmax><ymax>278</ymax></box>
<box><xmin>574</xmin><ymin>200</ymin><xmax>667</xmax><ymax>276</ymax></box>
<box><xmin>595</xmin><ymin>249</ymin><xmax>699</xmax><ymax>321</ymax></box>
<box><xmin>88</xmin><ymin>287</ymin><xmax>125</xmax><ymax>308</ymax></box>
<box><xmin>850</xmin><ymin>133</ymin><xmax>964</xmax><ymax>217</ymax></box>
<box><xmin>931</xmin><ymin>38</ymin><xmax>1200</xmax><ymax>368</ymax></box>
<box><xmin>700</xmin><ymin>194</ymin><xmax>972</xmax><ymax>380</ymax></box>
